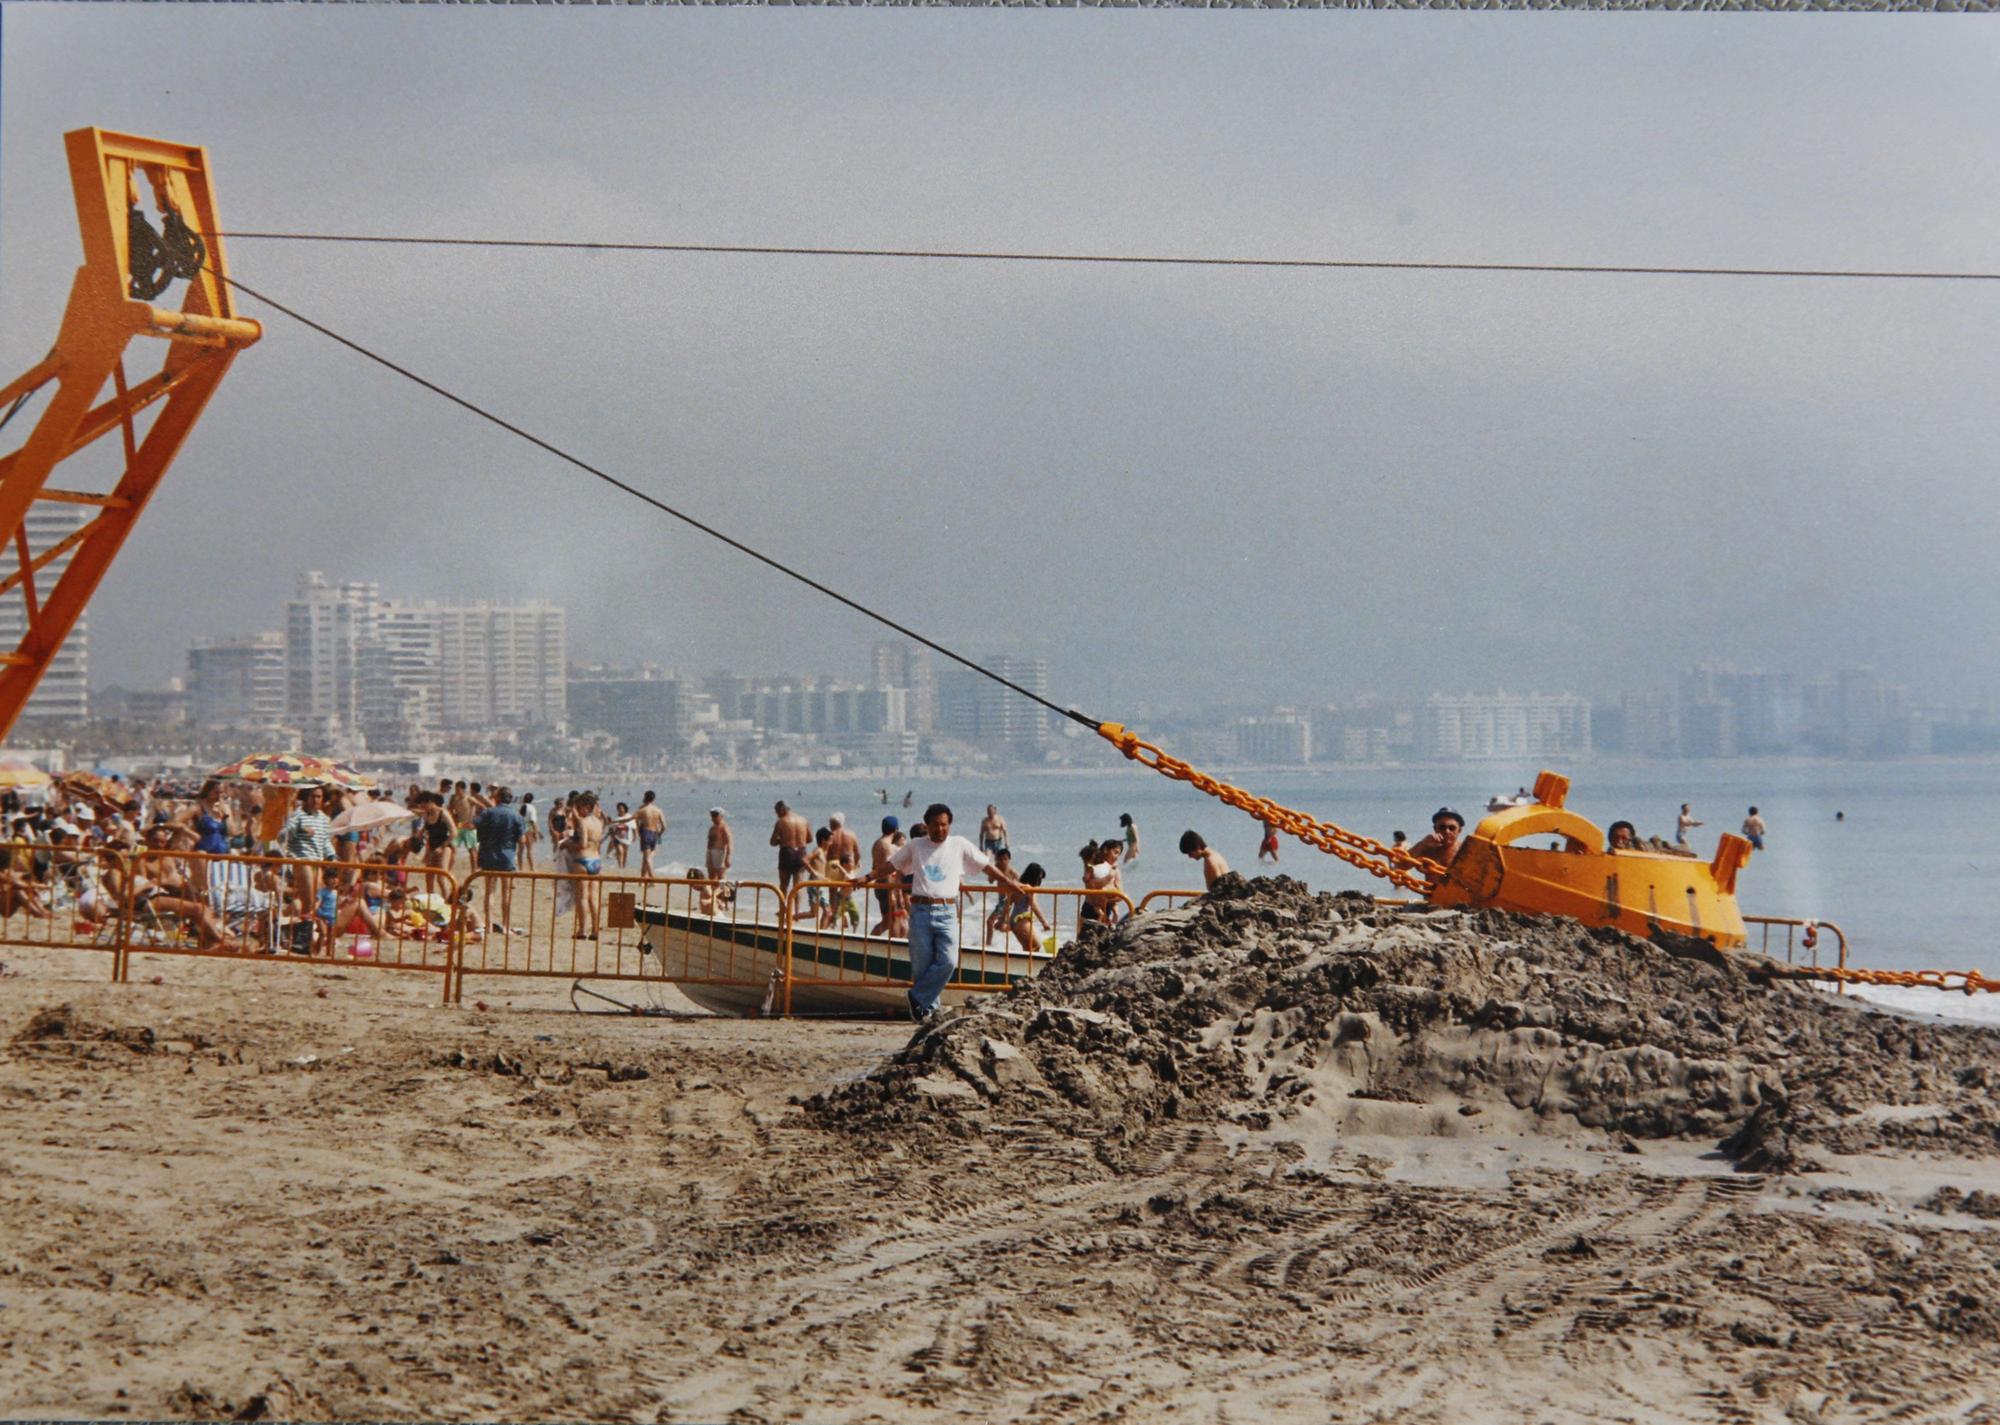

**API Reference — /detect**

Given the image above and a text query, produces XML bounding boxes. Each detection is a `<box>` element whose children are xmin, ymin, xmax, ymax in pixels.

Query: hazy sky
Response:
<box><xmin>3</xmin><ymin>7</ymin><xmax>1996</xmax><ymax>717</ymax></box>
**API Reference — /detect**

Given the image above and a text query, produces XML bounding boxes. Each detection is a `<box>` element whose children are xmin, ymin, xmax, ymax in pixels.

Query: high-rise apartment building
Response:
<box><xmin>567</xmin><ymin>665</ymin><xmax>686</xmax><ymax>752</ymax></box>
<box><xmin>871</xmin><ymin>641</ymin><xmax>936</xmax><ymax>733</ymax></box>
<box><xmin>1233</xmin><ymin>713</ymin><xmax>1313</xmax><ymax>765</ymax></box>
<box><xmin>285</xmin><ymin>571</ymin><xmax>379</xmax><ymax>729</ymax></box>
<box><xmin>276</xmin><ymin>575</ymin><xmax>565</xmax><ymax>743</ymax></box>
<box><xmin>937</xmin><ymin>656</ymin><xmax>1049</xmax><ymax>751</ymax></box>
<box><xmin>188</xmin><ymin>632</ymin><xmax>287</xmax><ymax>729</ymax></box>
<box><xmin>1420</xmin><ymin>691</ymin><xmax>1591</xmax><ymax>761</ymax></box>
<box><xmin>357</xmin><ymin>605</ymin><xmax>441</xmax><ymax>748</ymax></box>
<box><xmin>430</xmin><ymin>602</ymin><xmax>565</xmax><ymax>728</ymax></box>
<box><xmin>0</xmin><ymin>504</ymin><xmax>90</xmax><ymax>723</ymax></box>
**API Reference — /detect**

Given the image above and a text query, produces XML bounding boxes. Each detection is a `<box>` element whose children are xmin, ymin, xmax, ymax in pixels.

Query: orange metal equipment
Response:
<box><xmin>1427</xmin><ymin>770</ymin><xmax>1751</xmax><ymax>947</ymax></box>
<box><xmin>0</xmin><ymin>128</ymin><xmax>259</xmax><ymax>739</ymax></box>
<box><xmin>1099</xmin><ymin>725</ymin><xmax>1752</xmax><ymax>946</ymax></box>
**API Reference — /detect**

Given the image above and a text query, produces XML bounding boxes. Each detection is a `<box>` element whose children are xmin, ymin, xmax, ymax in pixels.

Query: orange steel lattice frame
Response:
<box><xmin>0</xmin><ymin>128</ymin><xmax>260</xmax><ymax>738</ymax></box>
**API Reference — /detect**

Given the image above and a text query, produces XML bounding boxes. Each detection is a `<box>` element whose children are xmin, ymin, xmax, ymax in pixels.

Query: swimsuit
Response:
<box><xmin>640</xmin><ymin>828</ymin><xmax>661</xmax><ymax>852</ymax></box>
<box><xmin>778</xmin><ymin>846</ymin><xmax>810</xmax><ymax>878</ymax></box>
<box><xmin>425</xmin><ymin>819</ymin><xmax>450</xmax><ymax>852</ymax></box>
<box><xmin>578</xmin><ymin>857</ymin><xmax>602</xmax><ymax>875</ymax></box>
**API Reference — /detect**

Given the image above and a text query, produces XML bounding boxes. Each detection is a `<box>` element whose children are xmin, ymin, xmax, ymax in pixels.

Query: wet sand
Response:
<box><xmin>4</xmin><ymin>884</ymin><xmax>2000</xmax><ymax>1422</ymax></box>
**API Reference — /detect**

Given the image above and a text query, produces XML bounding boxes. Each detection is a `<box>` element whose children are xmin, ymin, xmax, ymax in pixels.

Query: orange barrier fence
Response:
<box><xmin>13</xmin><ymin>851</ymin><xmax>1997</xmax><ymax>1009</ymax></box>
<box><xmin>781</xmin><ymin>878</ymin><xmax>1131</xmax><ymax>1014</ymax></box>
<box><xmin>0</xmin><ymin>843</ymin><xmax>131</xmax><ymax>968</ymax></box>
<box><xmin>115</xmin><ymin>849</ymin><xmax>462</xmax><ymax>1000</ymax></box>
<box><xmin>452</xmin><ymin>869</ymin><xmax>788</xmax><ymax>1009</ymax></box>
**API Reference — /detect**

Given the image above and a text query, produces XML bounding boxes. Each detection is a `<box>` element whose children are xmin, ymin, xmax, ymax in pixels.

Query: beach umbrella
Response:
<box><xmin>210</xmin><ymin>752</ymin><xmax>375</xmax><ymax>791</ymax></box>
<box><xmin>55</xmin><ymin>770</ymin><xmax>137</xmax><ymax>812</ymax></box>
<box><xmin>0</xmin><ymin>757</ymin><xmax>51</xmax><ymax>790</ymax></box>
<box><xmin>329</xmin><ymin>800</ymin><xmax>417</xmax><ymax>835</ymax></box>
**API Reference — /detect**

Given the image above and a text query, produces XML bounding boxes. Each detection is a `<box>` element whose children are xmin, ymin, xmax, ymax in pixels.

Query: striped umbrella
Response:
<box><xmin>209</xmin><ymin>752</ymin><xmax>376</xmax><ymax>792</ymax></box>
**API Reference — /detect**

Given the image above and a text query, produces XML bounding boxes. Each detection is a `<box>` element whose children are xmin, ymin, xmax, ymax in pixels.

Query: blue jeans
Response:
<box><xmin>907</xmin><ymin>901</ymin><xmax>959</xmax><ymax>1014</ymax></box>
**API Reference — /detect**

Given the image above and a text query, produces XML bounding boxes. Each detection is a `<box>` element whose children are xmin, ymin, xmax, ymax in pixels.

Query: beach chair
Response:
<box><xmin>207</xmin><ymin>858</ymin><xmax>277</xmax><ymax>952</ymax></box>
<box><xmin>126</xmin><ymin>890</ymin><xmax>199</xmax><ymax>949</ymax></box>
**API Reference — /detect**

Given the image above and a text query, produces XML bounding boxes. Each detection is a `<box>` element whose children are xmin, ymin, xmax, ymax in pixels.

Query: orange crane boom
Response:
<box><xmin>0</xmin><ymin>128</ymin><xmax>259</xmax><ymax>739</ymax></box>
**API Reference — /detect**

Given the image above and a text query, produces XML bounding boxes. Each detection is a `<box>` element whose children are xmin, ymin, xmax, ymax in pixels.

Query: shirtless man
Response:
<box><xmin>1405</xmin><ymin>808</ymin><xmax>1464</xmax><ymax>870</ymax></box>
<box><xmin>978</xmin><ymin>804</ymin><xmax>1009</xmax><ymax>858</ymax></box>
<box><xmin>867</xmin><ymin>815</ymin><xmax>902</xmax><ymax>937</ymax></box>
<box><xmin>826</xmin><ymin>812</ymin><xmax>861</xmax><ymax>879</ymax></box>
<box><xmin>634</xmin><ymin>790</ymin><xmax>667</xmax><ymax>878</ymax></box>
<box><xmin>705</xmin><ymin>807</ymin><xmax>733</xmax><ymax>883</ymax></box>
<box><xmin>567</xmin><ymin>792</ymin><xmax>606</xmax><ymax>940</ymax></box>
<box><xmin>447</xmin><ymin>781</ymin><xmax>480</xmax><ymax>873</ymax></box>
<box><xmin>1179</xmin><ymin>830</ymin><xmax>1230</xmax><ymax>888</ymax></box>
<box><xmin>770</xmin><ymin>800</ymin><xmax>811</xmax><ymax>896</ymax></box>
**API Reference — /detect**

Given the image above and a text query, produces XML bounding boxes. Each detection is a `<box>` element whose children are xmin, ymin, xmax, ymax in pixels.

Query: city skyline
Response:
<box><xmin>53</xmin><ymin>563</ymin><xmax>1986</xmax><ymax>766</ymax></box>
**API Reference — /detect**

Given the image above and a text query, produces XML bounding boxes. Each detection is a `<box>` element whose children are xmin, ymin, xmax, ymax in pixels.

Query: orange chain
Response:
<box><xmin>1098</xmin><ymin>723</ymin><xmax>1445</xmax><ymax>895</ymax></box>
<box><xmin>1100</xmin><ymin>722</ymin><xmax>2000</xmax><ymax>993</ymax></box>
<box><xmin>1785</xmin><ymin>965</ymin><xmax>2000</xmax><ymax>995</ymax></box>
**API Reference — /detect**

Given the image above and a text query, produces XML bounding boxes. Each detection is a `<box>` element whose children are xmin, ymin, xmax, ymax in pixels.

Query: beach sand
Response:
<box><xmin>4</xmin><ymin>882</ymin><xmax>2000</xmax><ymax>1422</ymax></box>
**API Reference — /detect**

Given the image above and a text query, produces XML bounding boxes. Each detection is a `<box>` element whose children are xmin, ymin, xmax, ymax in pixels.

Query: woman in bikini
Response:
<box><xmin>1007</xmin><ymin>862</ymin><xmax>1052</xmax><ymax>954</ymax></box>
<box><xmin>567</xmin><ymin>792</ymin><xmax>605</xmax><ymax>941</ymax></box>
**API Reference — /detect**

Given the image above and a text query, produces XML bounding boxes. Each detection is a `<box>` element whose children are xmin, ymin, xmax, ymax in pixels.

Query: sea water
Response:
<box><xmin>530</xmin><ymin>757</ymin><xmax>1998</xmax><ymax>1005</ymax></box>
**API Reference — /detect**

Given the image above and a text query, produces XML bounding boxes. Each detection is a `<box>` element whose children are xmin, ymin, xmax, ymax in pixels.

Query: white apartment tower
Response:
<box><xmin>1421</xmin><ymin>691</ymin><xmax>1592</xmax><ymax>761</ymax></box>
<box><xmin>0</xmin><ymin>504</ymin><xmax>90</xmax><ymax>723</ymax></box>
<box><xmin>285</xmin><ymin>571</ymin><xmax>380</xmax><ymax>730</ymax></box>
<box><xmin>429</xmin><ymin>602</ymin><xmax>565</xmax><ymax>728</ymax></box>
<box><xmin>277</xmin><ymin>575</ymin><xmax>565</xmax><ymax>743</ymax></box>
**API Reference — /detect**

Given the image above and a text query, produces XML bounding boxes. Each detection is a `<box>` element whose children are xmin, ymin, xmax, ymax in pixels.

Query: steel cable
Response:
<box><xmin>215</xmin><ymin>231</ymin><xmax>2000</xmax><ymax>284</ymax></box>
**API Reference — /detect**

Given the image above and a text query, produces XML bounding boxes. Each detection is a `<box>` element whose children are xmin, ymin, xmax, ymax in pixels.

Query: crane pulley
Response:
<box><xmin>0</xmin><ymin>128</ymin><xmax>259</xmax><ymax>740</ymax></box>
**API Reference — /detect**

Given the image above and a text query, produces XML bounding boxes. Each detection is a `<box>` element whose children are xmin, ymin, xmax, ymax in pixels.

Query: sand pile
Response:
<box><xmin>816</xmin><ymin>877</ymin><xmax>2000</xmax><ymax>1171</ymax></box>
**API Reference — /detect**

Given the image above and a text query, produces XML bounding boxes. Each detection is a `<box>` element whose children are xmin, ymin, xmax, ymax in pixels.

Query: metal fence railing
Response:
<box><xmin>0</xmin><ymin>852</ymin><xmax>1903</xmax><ymax>1012</ymax></box>
<box><xmin>0</xmin><ymin>842</ymin><xmax>131</xmax><ymax>965</ymax></box>
<box><xmin>451</xmin><ymin>869</ymin><xmax>789</xmax><ymax>1010</ymax></box>
<box><xmin>115</xmin><ymin>849</ymin><xmax>462</xmax><ymax>996</ymax></box>
<box><xmin>1743</xmin><ymin>914</ymin><xmax>1848</xmax><ymax>987</ymax></box>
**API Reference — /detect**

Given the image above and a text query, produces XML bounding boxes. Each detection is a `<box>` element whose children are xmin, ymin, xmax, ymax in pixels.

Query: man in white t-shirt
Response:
<box><xmin>884</xmin><ymin>802</ymin><xmax>1038</xmax><ymax>1024</ymax></box>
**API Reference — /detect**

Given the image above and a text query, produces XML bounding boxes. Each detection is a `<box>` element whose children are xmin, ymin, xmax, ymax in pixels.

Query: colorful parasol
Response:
<box><xmin>0</xmin><ymin>757</ymin><xmax>52</xmax><ymax>790</ymax></box>
<box><xmin>210</xmin><ymin>752</ymin><xmax>376</xmax><ymax>792</ymax></box>
<box><xmin>56</xmin><ymin>770</ymin><xmax>137</xmax><ymax>812</ymax></box>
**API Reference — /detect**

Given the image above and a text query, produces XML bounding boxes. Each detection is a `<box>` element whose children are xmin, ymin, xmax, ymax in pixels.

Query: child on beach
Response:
<box><xmin>1179</xmin><ymin>830</ymin><xmax>1230</xmax><ymax>888</ymax></box>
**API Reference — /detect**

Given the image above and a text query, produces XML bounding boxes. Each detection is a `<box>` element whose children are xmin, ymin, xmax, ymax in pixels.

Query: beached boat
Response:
<box><xmin>635</xmin><ymin>901</ymin><xmax>1054</xmax><ymax>1016</ymax></box>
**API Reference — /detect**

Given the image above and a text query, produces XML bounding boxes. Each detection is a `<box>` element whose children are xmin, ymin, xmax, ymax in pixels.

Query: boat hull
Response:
<box><xmin>635</xmin><ymin>904</ymin><xmax>1052</xmax><ymax>1016</ymax></box>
